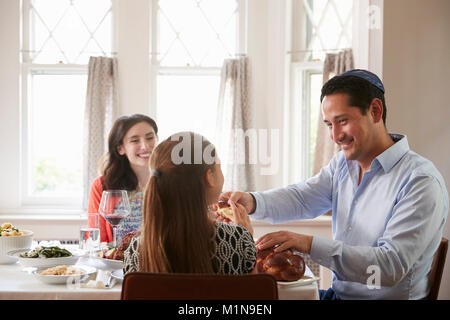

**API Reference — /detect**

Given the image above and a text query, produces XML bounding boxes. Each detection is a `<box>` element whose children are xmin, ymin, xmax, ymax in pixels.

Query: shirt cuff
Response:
<box><xmin>309</xmin><ymin>235</ymin><xmax>336</xmax><ymax>268</ymax></box>
<box><xmin>248</xmin><ymin>191</ymin><xmax>267</xmax><ymax>220</ymax></box>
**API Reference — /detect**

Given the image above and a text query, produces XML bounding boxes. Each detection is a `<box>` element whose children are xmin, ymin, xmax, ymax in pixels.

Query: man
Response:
<box><xmin>221</xmin><ymin>69</ymin><xmax>448</xmax><ymax>299</ymax></box>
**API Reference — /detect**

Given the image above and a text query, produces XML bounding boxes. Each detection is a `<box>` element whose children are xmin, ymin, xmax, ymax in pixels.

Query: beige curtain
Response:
<box><xmin>312</xmin><ymin>49</ymin><xmax>354</xmax><ymax>175</ymax></box>
<box><xmin>215</xmin><ymin>57</ymin><xmax>255</xmax><ymax>192</ymax></box>
<box><xmin>83</xmin><ymin>56</ymin><xmax>119</xmax><ymax>209</ymax></box>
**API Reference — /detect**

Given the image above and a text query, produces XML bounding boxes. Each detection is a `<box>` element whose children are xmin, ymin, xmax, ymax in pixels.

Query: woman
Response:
<box><xmin>88</xmin><ymin>114</ymin><xmax>158</xmax><ymax>244</ymax></box>
<box><xmin>123</xmin><ymin>132</ymin><xmax>256</xmax><ymax>274</ymax></box>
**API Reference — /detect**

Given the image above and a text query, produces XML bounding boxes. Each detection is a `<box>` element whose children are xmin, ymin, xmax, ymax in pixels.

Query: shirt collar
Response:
<box><xmin>375</xmin><ymin>133</ymin><xmax>409</xmax><ymax>173</ymax></box>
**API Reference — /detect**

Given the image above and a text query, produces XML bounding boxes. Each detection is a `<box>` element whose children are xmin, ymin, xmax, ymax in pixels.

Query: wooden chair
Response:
<box><xmin>121</xmin><ymin>272</ymin><xmax>279</xmax><ymax>300</ymax></box>
<box><xmin>426</xmin><ymin>237</ymin><xmax>448</xmax><ymax>300</ymax></box>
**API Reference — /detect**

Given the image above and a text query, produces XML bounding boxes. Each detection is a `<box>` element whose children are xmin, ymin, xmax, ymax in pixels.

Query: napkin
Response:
<box><xmin>80</xmin><ymin>269</ymin><xmax>116</xmax><ymax>289</ymax></box>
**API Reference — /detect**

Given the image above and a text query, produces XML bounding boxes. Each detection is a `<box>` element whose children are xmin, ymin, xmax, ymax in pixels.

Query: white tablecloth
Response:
<box><xmin>0</xmin><ymin>258</ymin><xmax>319</xmax><ymax>300</ymax></box>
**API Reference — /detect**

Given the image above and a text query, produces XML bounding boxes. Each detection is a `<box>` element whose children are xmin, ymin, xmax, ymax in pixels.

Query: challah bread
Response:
<box><xmin>256</xmin><ymin>246</ymin><xmax>306</xmax><ymax>281</ymax></box>
<box><xmin>216</xmin><ymin>200</ymin><xmax>234</xmax><ymax>221</ymax></box>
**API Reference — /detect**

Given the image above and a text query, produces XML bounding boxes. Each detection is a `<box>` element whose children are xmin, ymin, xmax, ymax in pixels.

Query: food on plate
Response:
<box><xmin>99</xmin><ymin>231</ymin><xmax>141</xmax><ymax>261</ymax></box>
<box><xmin>39</xmin><ymin>265</ymin><xmax>83</xmax><ymax>276</ymax></box>
<box><xmin>19</xmin><ymin>246</ymin><xmax>72</xmax><ymax>258</ymax></box>
<box><xmin>256</xmin><ymin>246</ymin><xmax>306</xmax><ymax>281</ymax></box>
<box><xmin>0</xmin><ymin>222</ymin><xmax>24</xmax><ymax>237</ymax></box>
<box><xmin>215</xmin><ymin>200</ymin><xmax>234</xmax><ymax>221</ymax></box>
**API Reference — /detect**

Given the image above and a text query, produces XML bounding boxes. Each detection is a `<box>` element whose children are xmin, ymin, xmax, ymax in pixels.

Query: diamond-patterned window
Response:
<box><xmin>156</xmin><ymin>0</ymin><xmax>238</xmax><ymax>67</ymax></box>
<box><xmin>153</xmin><ymin>0</ymin><xmax>242</xmax><ymax>141</ymax></box>
<box><xmin>21</xmin><ymin>0</ymin><xmax>114</xmax><ymax>205</ymax></box>
<box><xmin>289</xmin><ymin>0</ymin><xmax>354</xmax><ymax>182</ymax></box>
<box><xmin>301</xmin><ymin>0</ymin><xmax>353</xmax><ymax>61</ymax></box>
<box><xmin>24</xmin><ymin>0</ymin><xmax>113</xmax><ymax>64</ymax></box>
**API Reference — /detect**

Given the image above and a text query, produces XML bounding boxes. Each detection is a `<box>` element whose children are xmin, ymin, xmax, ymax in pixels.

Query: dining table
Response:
<box><xmin>0</xmin><ymin>248</ymin><xmax>319</xmax><ymax>300</ymax></box>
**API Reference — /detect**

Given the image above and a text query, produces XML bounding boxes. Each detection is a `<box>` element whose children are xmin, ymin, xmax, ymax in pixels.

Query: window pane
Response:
<box><xmin>156</xmin><ymin>74</ymin><xmax>220</xmax><ymax>143</ymax></box>
<box><xmin>309</xmin><ymin>73</ymin><xmax>322</xmax><ymax>177</ymax></box>
<box><xmin>29</xmin><ymin>0</ymin><xmax>112</xmax><ymax>64</ymax></box>
<box><xmin>303</xmin><ymin>0</ymin><xmax>353</xmax><ymax>61</ymax></box>
<box><xmin>30</xmin><ymin>74</ymin><xmax>86</xmax><ymax>197</ymax></box>
<box><xmin>157</xmin><ymin>0</ymin><xmax>238</xmax><ymax>67</ymax></box>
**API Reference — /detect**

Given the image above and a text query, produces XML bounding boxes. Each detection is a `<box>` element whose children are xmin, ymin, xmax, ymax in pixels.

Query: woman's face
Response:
<box><xmin>117</xmin><ymin>121</ymin><xmax>158</xmax><ymax>171</ymax></box>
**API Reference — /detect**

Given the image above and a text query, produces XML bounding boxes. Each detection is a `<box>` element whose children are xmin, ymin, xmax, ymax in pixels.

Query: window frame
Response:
<box><xmin>285</xmin><ymin>0</ymin><xmax>356</xmax><ymax>184</ymax></box>
<box><xmin>149</xmin><ymin>0</ymin><xmax>247</xmax><ymax>133</ymax></box>
<box><xmin>20</xmin><ymin>0</ymin><xmax>115</xmax><ymax>209</ymax></box>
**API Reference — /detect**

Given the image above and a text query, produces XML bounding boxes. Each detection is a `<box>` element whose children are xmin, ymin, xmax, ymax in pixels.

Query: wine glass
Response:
<box><xmin>98</xmin><ymin>190</ymin><xmax>131</xmax><ymax>248</ymax></box>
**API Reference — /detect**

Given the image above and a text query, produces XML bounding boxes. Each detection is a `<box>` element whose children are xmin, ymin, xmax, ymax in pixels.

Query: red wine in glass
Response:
<box><xmin>99</xmin><ymin>190</ymin><xmax>131</xmax><ymax>247</ymax></box>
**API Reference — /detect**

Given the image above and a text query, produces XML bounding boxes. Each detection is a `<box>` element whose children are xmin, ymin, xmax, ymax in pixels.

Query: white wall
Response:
<box><xmin>382</xmin><ymin>0</ymin><xmax>450</xmax><ymax>299</ymax></box>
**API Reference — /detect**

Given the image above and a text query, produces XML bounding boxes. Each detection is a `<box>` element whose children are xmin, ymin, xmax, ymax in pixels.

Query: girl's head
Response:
<box><xmin>140</xmin><ymin>132</ymin><xmax>224</xmax><ymax>273</ymax></box>
<box><xmin>102</xmin><ymin>114</ymin><xmax>158</xmax><ymax>190</ymax></box>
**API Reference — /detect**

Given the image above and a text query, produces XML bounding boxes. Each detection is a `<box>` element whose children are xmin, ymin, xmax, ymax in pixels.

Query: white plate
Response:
<box><xmin>85</xmin><ymin>255</ymin><xmax>124</xmax><ymax>270</ymax></box>
<box><xmin>277</xmin><ymin>276</ymin><xmax>320</xmax><ymax>287</ymax></box>
<box><xmin>111</xmin><ymin>269</ymin><xmax>123</xmax><ymax>281</ymax></box>
<box><xmin>8</xmin><ymin>248</ymin><xmax>86</xmax><ymax>268</ymax></box>
<box><xmin>32</xmin><ymin>265</ymin><xmax>97</xmax><ymax>285</ymax></box>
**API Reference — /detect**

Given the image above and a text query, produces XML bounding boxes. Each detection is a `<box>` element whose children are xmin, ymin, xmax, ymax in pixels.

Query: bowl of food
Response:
<box><xmin>8</xmin><ymin>245</ymin><xmax>84</xmax><ymax>268</ymax></box>
<box><xmin>0</xmin><ymin>223</ymin><xmax>33</xmax><ymax>264</ymax></box>
<box><xmin>32</xmin><ymin>264</ymin><xmax>97</xmax><ymax>285</ymax></box>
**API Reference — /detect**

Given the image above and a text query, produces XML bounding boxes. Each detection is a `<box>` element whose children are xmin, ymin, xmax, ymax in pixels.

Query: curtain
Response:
<box><xmin>312</xmin><ymin>49</ymin><xmax>354</xmax><ymax>175</ymax></box>
<box><xmin>83</xmin><ymin>56</ymin><xmax>119</xmax><ymax>209</ymax></box>
<box><xmin>215</xmin><ymin>56</ymin><xmax>255</xmax><ymax>192</ymax></box>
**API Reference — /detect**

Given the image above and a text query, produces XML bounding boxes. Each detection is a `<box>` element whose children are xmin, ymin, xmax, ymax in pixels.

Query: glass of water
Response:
<box><xmin>79</xmin><ymin>212</ymin><xmax>100</xmax><ymax>254</ymax></box>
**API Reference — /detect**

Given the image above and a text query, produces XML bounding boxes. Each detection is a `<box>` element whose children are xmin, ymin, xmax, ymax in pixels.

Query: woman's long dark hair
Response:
<box><xmin>139</xmin><ymin>132</ymin><xmax>217</xmax><ymax>273</ymax></box>
<box><xmin>101</xmin><ymin>114</ymin><xmax>158</xmax><ymax>190</ymax></box>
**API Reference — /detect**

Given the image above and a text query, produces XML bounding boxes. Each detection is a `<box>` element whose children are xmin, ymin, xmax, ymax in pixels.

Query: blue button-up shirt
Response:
<box><xmin>251</xmin><ymin>134</ymin><xmax>448</xmax><ymax>299</ymax></box>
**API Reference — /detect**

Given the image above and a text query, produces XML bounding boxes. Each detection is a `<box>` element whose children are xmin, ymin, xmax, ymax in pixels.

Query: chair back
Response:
<box><xmin>121</xmin><ymin>272</ymin><xmax>279</xmax><ymax>300</ymax></box>
<box><xmin>426</xmin><ymin>237</ymin><xmax>448</xmax><ymax>300</ymax></box>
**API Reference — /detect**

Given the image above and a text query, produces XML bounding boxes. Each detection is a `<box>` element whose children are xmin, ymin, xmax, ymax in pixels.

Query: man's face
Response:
<box><xmin>321</xmin><ymin>93</ymin><xmax>375</xmax><ymax>162</ymax></box>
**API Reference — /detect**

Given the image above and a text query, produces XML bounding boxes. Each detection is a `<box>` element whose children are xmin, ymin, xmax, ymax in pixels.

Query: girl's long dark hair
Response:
<box><xmin>101</xmin><ymin>114</ymin><xmax>158</xmax><ymax>190</ymax></box>
<box><xmin>140</xmin><ymin>132</ymin><xmax>217</xmax><ymax>273</ymax></box>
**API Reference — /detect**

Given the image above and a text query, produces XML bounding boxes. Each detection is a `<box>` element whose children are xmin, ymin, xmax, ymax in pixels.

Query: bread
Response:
<box><xmin>216</xmin><ymin>200</ymin><xmax>234</xmax><ymax>221</ymax></box>
<box><xmin>256</xmin><ymin>246</ymin><xmax>306</xmax><ymax>281</ymax></box>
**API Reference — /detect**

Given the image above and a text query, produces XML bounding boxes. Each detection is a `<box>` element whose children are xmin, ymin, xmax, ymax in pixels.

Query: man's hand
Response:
<box><xmin>229</xmin><ymin>200</ymin><xmax>254</xmax><ymax>236</ymax></box>
<box><xmin>219</xmin><ymin>191</ymin><xmax>256</xmax><ymax>214</ymax></box>
<box><xmin>255</xmin><ymin>231</ymin><xmax>313</xmax><ymax>254</ymax></box>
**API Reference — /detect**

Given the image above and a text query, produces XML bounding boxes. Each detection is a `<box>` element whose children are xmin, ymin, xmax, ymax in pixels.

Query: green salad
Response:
<box><xmin>19</xmin><ymin>246</ymin><xmax>72</xmax><ymax>258</ymax></box>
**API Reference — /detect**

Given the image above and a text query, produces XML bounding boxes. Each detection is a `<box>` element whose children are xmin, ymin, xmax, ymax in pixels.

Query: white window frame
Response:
<box><xmin>287</xmin><ymin>61</ymin><xmax>323</xmax><ymax>184</ymax></box>
<box><xmin>285</xmin><ymin>0</ymin><xmax>364</xmax><ymax>184</ymax></box>
<box><xmin>149</xmin><ymin>0</ymin><xmax>247</xmax><ymax>126</ymax></box>
<box><xmin>20</xmin><ymin>0</ymin><xmax>116</xmax><ymax>209</ymax></box>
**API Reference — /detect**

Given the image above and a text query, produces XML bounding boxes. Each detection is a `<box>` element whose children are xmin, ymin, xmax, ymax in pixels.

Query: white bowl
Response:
<box><xmin>32</xmin><ymin>265</ymin><xmax>97</xmax><ymax>285</ymax></box>
<box><xmin>0</xmin><ymin>230</ymin><xmax>33</xmax><ymax>264</ymax></box>
<box><xmin>8</xmin><ymin>247</ymin><xmax>85</xmax><ymax>268</ymax></box>
<box><xmin>86</xmin><ymin>255</ymin><xmax>124</xmax><ymax>270</ymax></box>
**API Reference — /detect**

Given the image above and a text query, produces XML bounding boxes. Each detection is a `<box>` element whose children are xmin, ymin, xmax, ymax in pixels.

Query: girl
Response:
<box><xmin>123</xmin><ymin>132</ymin><xmax>256</xmax><ymax>274</ymax></box>
<box><xmin>88</xmin><ymin>114</ymin><xmax>158</xmax><ymax>244</ymax></box>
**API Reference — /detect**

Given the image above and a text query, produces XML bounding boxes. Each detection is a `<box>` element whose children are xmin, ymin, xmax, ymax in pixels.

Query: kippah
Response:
<box><xmin>338</xmin><ymin>69</ymin><xmax>385</xmax><ymax>93</ymax></box>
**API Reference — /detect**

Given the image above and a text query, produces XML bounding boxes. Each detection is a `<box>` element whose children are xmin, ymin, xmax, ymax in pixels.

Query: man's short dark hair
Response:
<box><xmin>320</xmin><ymin>75</ymin><xmax>387</xmax><ymax>125</ymax></box>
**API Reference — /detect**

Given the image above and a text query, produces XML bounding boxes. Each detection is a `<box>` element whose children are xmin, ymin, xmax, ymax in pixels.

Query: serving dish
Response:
<box><xmin>85</xmin><ymin>253</ymin><xmax>124</xmax><ymax>270</ymax></box>
<box><xmin>277</xmin><ymin>276</ymin><xmax>320</xmax><ymax>287</ymax></box>
<box><xmin>32</xmin><ymin>265</ymin><xmax>97</xmax><ymax>285</ymax></box>
<box><xmin>8</xmin><ymin>247</ymin><xmax>86</xmax><ymax>268</ymax></box>
<box><xmin>0</xmin><ymin>230</ymin><xmax>33</xmax><ymax>264</ymax></box>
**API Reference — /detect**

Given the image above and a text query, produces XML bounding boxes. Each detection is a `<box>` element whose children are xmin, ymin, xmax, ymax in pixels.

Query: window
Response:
<box><xmin>288</xmin><ymin>0</ymin><xmax>353</xmax><ymax>182</ymax></box>
<box><xmin>21</xmin><ymin>0</ymin><xmax>113</xmax><ymax>206</ymax></box>
<box><xmin>151</xmin><ymin>0</ymin><xmax>245</xmax><ymax>142</ymax></box>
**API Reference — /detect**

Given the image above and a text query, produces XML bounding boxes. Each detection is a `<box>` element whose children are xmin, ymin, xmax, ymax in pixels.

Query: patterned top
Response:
<box><xmin>123</xmin><ymin>222</ymin><xmax>257</xmax><ymax>275</ymax></box>
<box><xmin>114</xmin><ymin>190</ymin><xmax>144</xmax><ymax>244</ymax></box>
